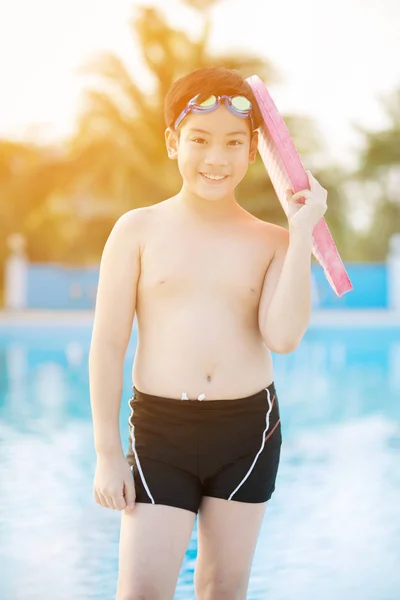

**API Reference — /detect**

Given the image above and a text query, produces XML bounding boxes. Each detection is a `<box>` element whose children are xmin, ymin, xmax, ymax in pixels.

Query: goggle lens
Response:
<box><xmin>231</xmin><ymin>96</ymin><xmax>252</xmax><ymax>111</ymax></box>
<box><xmin>198</xmin><ymin>95</ymin><xmax>252</xmax><ymax>111</ymax></box>
<box><xmin>199</xmin><ymin>95</ymin><xmax>218</xmax><ymax>108</ymax></box>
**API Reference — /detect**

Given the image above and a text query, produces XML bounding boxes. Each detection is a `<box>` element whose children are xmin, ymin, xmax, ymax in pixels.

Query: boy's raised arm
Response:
<box><xmin>89</xmin><ymin>209</ymin><xmax>143</xmax><ymax>457</ymax></box>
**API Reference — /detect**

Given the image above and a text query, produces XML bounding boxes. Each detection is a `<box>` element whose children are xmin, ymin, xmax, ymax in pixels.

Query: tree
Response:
<box><xmin>0</xmin><ymin>0</ymin><xmax>355</xmax><ymax>280</ymax></box>
<box><xmin>343</xmin><ymin>86</ymin><xmax>400</xmax><ymax>260</ymax></box>
<box><xmin>72</xmin><ymin>2</ymin><xmax>324</xmax><ymax>229</ymax></box>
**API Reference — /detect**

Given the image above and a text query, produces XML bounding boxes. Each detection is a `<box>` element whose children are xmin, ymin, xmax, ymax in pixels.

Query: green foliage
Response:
<box><xmin>0</xmin><ymin>0</ymin><xmax>399</xmax><ymax>282</ymax></box>
<box><xmin>70</xmin><ymin>3</ymin><xmax>321</xmax><ymax>233</ymax></box>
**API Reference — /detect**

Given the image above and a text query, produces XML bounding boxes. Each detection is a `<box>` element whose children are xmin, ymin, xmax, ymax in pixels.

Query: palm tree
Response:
<box><xmin>0</xmin><ymin>0</ymin><xmax>353</xmax><ymax>282</ymax></box>
<box><xmin>72</xmin><ymin>1</ymin><xmax>322</xmax><ymax>228</ymax></box>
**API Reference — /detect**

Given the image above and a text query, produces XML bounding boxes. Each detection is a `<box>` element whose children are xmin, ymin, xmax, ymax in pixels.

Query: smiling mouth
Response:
<box><xmin>200</xmin><ymin>173</ymin><xmax>229</xmax><ymax>181</ymax></box>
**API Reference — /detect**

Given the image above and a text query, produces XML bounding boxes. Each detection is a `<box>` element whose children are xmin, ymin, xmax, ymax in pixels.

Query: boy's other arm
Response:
<box><xmin>89</xmin><ymin>209</ymin><xmax>144</xmax><ymax>457</ymax></box>
<box><xmin>258</xmin><ymin>226</ymin><xmax>313</xmax><ymax>354</ymax></box>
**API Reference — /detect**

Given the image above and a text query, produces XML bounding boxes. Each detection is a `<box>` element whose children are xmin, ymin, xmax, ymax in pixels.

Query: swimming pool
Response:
<box><xmin>0</xmin><ymin>320</ymin><xmax>399</xmax><ymax>599</ymax></box>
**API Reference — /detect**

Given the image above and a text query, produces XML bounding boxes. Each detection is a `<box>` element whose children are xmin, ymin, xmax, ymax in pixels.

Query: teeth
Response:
<box><xmin>202</xmin><ymin>173</ymin><xmax>226</xmax><ymax>180</ymax></box>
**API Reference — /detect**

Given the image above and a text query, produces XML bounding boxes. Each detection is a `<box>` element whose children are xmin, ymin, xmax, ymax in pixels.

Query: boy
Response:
<box><xmin>89</xmin><ymin>66</ymin><xmax>327</xmax><ymax>600</ymax></box>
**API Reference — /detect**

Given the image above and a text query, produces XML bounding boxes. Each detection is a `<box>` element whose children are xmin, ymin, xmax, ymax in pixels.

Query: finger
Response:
<box><xmin>110</xmin><ymin>491</ymin><xmax>127</xmax><ymax>511</ymax></box>
<box><xmin>98</xmin><ymin>491</ymin><xmax>111</xmax><ymax>509</ymax></box>
<box><xmin>94</xmin><ymin>490</ymin><xmax>102</xmax><ymax>506</ymax></box>
<box><xmin>304</xmin><ymin>171</ymin><xmax>317</xmax><ymax>194</ymax></box>
<box><xmin>106</xmin><ymin>494</ymin><xmax>120</xmax><ymax>510</ymax></box>
<box><xmin>306</xmin><ymin>170</ymin><xmax>327</xmax><ymax>198</ymax></box>
<box><xmin>305</xmin><ymin>170</ymin><xmax>316</xmax><ymax>186</ymax></box>
<box><xmin>292</xmin><ymin>190</ymin><xmax>312</xmax><ymax>202</ymax></box>
<box><xmin>114</xmin><ymin>493</ymin><xmax>129</xmax><ymax>511</ymax></box>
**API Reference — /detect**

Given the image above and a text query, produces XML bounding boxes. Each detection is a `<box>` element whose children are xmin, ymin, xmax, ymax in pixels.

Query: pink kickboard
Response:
<box><xmin>246</xmin><ymin>75</ymin><xmax>353</xmax><ymax>297</ymax></box>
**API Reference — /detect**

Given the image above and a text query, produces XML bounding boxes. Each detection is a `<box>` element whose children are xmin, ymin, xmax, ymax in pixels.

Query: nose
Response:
<box><xmin>203</xmin><ymin>152</ymin><xmax>229</xmax><ymax>167</ymax></box>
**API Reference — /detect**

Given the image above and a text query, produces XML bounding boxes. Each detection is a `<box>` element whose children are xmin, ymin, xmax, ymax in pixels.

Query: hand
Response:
<box><xmin>93</xmin><ymin>453</ymin><xmax>136</xmax><ymax>512</ymax></box>
<box><xmin>285</xmin><ymin>170</ymin><xmax>328</xmax><ymax>235</ymax></box>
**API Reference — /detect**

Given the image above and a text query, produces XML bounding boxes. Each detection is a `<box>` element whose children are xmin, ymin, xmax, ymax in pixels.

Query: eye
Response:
<box><xmin>191</xmin><ymin>138</ymin><xmax>206</xmax><ymax>144</ymax></box>
<box><xmin>228</xmin><ymin>140</ymin><xmax>243</xmax><ymax>146</ymax></box>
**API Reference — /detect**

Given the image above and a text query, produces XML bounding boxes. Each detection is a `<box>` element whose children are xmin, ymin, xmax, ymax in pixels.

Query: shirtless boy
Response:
<box><xmin>89</xmin><ymin>66</ymin><xmax>328</xmax><ymax>600</ymax></box>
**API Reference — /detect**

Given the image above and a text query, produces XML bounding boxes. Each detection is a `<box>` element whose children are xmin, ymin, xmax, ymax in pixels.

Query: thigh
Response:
<box><xmin>116</xmin><ymin>503</ymin><xmax>196</xmax><ymax>600</ymax></box>
<box><xmin>194</xmin><ymin>496</ymin><xmax>267</xmax><ymax>599</ymax></box>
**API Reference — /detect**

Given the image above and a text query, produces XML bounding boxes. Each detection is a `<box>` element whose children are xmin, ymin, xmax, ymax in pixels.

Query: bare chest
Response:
<box><xmin>138</xmin><ymin>227</ymin><xmax>273</xmax><ymax>303</ymax></box>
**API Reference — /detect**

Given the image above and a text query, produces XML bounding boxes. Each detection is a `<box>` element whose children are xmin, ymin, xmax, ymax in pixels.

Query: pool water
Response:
<box><xmin>0</xmin><ymin>323</ymin><xmax>399</xmax><ymax>600</ymax></box>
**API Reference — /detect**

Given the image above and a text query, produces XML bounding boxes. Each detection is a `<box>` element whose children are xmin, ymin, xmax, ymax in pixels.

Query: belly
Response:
<box><xmin>131</xmin><ymin>301</ymin><xmax>274</xmax><ymax>400</ymax></box>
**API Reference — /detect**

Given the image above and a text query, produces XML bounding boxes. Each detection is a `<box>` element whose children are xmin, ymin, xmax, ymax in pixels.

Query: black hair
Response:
<box><xmin>164</xmin><ymin>66</ymin><xmax>262</xmax><ymax>131</ymax></box>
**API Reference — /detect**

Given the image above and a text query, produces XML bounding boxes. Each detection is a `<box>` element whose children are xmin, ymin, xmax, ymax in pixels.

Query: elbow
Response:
<box><xmin>260</xmin><ymin>318</ymin><xmax>307</xmax><ymax>354</ymax></box>
<box><xmin>262</xmin><ymin>333</ymin><xmax>303</xmax><ymax>354</ymax></box>
<box><xmin>268</xmin><ymin>340</ymin><xmax>299</xmax><ymax>354</ymax></box>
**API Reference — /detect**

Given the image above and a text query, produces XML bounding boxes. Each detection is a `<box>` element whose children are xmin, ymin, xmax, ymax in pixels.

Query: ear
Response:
<box><xmin>248</xmin><ymin>130</ymin><xmax>259</xmax><ymax>163</ymax></box>
<box><xmin>165</xmin><ymin>127</ymin><xmax>179</xmax><ymax>160</ymax></box>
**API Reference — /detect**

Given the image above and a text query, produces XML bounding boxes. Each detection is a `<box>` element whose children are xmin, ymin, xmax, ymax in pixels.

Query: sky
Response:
<box><xmin>1</xmin><ymin>0</ymin><xmax>399</xmax><ymax>171</ymax></box>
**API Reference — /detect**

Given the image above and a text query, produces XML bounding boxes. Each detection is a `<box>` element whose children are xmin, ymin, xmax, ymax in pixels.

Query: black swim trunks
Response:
<box><xmin>126</xmin><ymin>382</ymin><xmax>282</xmax><ymax>514</ymax></box>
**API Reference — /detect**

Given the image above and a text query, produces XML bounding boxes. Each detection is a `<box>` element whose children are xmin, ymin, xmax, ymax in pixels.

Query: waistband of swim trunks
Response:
<box><xmin>131</xmin><ymin>381</ymin><xmax>276</xmax><ymax>410</ymax></box>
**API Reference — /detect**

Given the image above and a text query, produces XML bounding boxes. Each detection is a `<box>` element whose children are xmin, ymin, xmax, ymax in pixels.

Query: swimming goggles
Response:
<box><xmin>174</xmin><ymin>94</ymin><xmax>254</xmax><ymax>130</ymax></box>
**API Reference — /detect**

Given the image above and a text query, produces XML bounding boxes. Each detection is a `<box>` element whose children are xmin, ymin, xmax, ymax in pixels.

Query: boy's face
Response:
<box><xmin>165</xmin><ymin>104</ymin><xmax>258</xmax><ymax>202</ymax></box>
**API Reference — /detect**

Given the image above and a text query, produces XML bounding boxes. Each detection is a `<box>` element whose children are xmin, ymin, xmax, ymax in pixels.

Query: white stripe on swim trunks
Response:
<box><xmin>128</xmin><ymin>399</ymin><xmax>155</xmax><ymax>504</ymax></box>
<box><xmin>227</xmin><ymin>387</ymin><xmax>274</xmax><ymax>501</ymax></box>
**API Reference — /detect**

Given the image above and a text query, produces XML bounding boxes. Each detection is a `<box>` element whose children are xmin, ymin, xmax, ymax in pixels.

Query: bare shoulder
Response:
<box><xmin>263</xmin><ymin>221</ymin><xmax>290</xmax><ymax>252</ymax></box>
<box><xmin>107</xmin><ymin>199</ymin><xmax>180</xmax><ymax>254</ymax></box>
<box><xmin>112</xmin><ymin>205</ymin><xmax>153</xmax><ymax>232</ymax></box>
<box><xmin>108</xmin><ymin>205</ymin><xmax>156</xmax><ymax>250</ymax></box>
<box><xmin>243</xmin><ymin>212</ymin><xmax>289</xmax><ymax>251</ymax></box>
